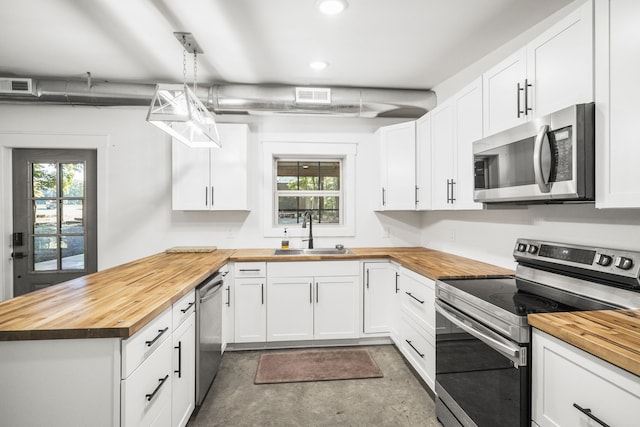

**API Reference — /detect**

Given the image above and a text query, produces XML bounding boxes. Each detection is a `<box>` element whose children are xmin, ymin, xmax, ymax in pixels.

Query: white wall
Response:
<box><xmin>0</xmin><ymin>103</ymin><xmax>421</xmax><ymax>298</ymax></box>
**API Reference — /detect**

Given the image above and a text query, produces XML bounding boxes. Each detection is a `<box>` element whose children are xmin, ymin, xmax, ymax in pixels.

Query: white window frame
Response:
<box><xmin>262</xmin><ymin>141</ymin><xmax>356</xmax><ymax>238</ymax></box>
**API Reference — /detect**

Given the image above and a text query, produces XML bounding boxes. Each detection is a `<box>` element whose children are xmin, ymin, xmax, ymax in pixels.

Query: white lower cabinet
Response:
<box><xmin>363</xmin><ymin>261</ymin><xmax>398</xmax><ymax>335</ymax></box>
<box><xmin>121</xmin><ymin>337</ymin><xmax>173</xmax><ymax>427</ymax></box>
<box><xmin>532</xmin><ymin>329</ymin><xmax>640</xmax><ymax>427</ymax></box>
<box><xmin>396</xmin><ymin>266</ymin><xmax>436</xmax><ymax>390</ymax></box>
<box><xmin>266</xmin><ymin>261</ymin><xmax>360</xmax><ymax>342</ymax></box>
<box><xmin>233</xmin><ymin>262</ymin><xmax>267</xmax><ymax>343</ymax></box>
<box><xmin>171</xmin><ymin>313</ymin><xmax>195</xmax><ymax>427</ymax></box>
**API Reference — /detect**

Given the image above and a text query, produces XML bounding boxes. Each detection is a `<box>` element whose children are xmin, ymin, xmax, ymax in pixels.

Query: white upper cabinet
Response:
<box><xmin>595</xmin><ymin>0</ymin><xmax>640</xmax><ymax>208</ymax></box>
<box><xmin>431</xmin><ymin>78</ymin><xmax>483</xmax><ymax>211</ymax></box>
<box><xmin>377</xmin><ymin>121</ymin><xmax>417</xmax><ymax>210</ymax></box>
<box><xmin>483</xmin><ymin>49</ymin><xmax>528</xmax><ymax>136</ymax></box>
<box><xmin>483</xmin><ymin>1</ymin><xmax>593</xmax><ymax>136</ymax></box>
<box><xmin>172</xmin><ymin>123</ymin><xmax>249</xmax><ymax>211</ymax></box>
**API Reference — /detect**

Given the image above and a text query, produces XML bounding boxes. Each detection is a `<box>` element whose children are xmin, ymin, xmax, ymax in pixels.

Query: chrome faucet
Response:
<box><xmin>301</xmin><ymin>211</ymin><xmax>314</xmax><ymax>249</ymax></box>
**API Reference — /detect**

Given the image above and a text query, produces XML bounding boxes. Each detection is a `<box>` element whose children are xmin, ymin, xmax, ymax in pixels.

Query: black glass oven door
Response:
<box><xmin>435</xmin><ymin>301</ymin><xmax>530</xmax><ymax>427</ymax></box>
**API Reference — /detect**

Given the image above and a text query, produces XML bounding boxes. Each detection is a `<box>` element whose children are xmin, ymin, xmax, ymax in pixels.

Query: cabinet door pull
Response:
<box><xmin>211</xmin><ymin>186</ymin><xmax>215</xmax><ymax>207</ymax></box>
<box><xmin>395</xmin><ymin>272</ymin><xmax>399</xmax><ymax>293</ymax></box>
<box><xmin>145</xmin><ymin>375</ymin><xmax>169</xmax><ymax>402</ymax></box>
<box><xmin>415</xmin><ymin>185</ymin><xmax>419</xmax><ymax>205</ymax></box>
<box><xmin>450</xmin><ymin>180</ymin><xmax>456</xmax><ymax>203</ymax></box>
<box><xmin>145</xmin><ymin>327</ymin><xmax>169</xmax><ymax>347</ymax></box>
<box><xmin>517</xmin><ymin>82</ymin><xmax>524</xmax><ymax>118</ymax></box>
<box><xmin>405</xmin><ymin>291</ymin><xmax>425</xmax><ymax>304</ymax></box>
<box><xmin>366</xmin><ymin>268</ymin><xmax>370</xmax><ymax>289</ymax></box>
<box><xmin>316</xmin><ymin>282</ymin><xmax>319</xmax><ymax>303</ymax></box>
<box><xmin>446</xmin><ymin>179</ymin><xmax>453</xmax><ymax>204</ymax></box>
<box><xmin>382</xmin><ymin>187</ymin><xmax>386</xmax><ymax>206</ymax></box>
<box><xmin>309</xmin><ymin>282</ymin><xmax>313</xmax><ymax>304</ymax></box>
<box><xmin>261</xmin><ymin>283</ymin><xmax>264</xmax><ymax>305</ymax></box>
<box><xmin>405</xmin><ymin>340</ymin><xmax>425</xmax><ymax>358</ymax></box>
<box><xmin>174</xmin><ymin>342</ymin><xmax>182</xmax><ymax>378</ymax></box>
<box><xmin>524</xmin><ymin>78</ymin><xmax>532</xmax><ymax>116</ymax></box>
<box><xmin>225</xmin><ymin>286</ymin><xmax>231</xmax><ymax>307</ymax></box>
<box><xmin>204</xmin><ymin>186</ymin><xmax>208</xmax><ymax>206</ymax></box>
<box><xmin>180</xmin><ymin>301</ymin><xmax>195</xmax><ymax>313</ymax></box>
<box><xmin>572</xmin><ymin>403</ymin><xmax>610</xmax><ymax>427</ymax></box>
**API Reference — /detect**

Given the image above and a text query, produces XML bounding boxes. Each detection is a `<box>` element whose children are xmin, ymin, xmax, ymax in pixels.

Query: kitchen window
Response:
<box><xmin>275</xmin><ymin>160</ymin><xmax>342</xmax><ymax>225</ymax></box>
<box><xmin>262</xmin><ymin>141</ymin><xmax>356</xmax><ymax>238</ymax></box>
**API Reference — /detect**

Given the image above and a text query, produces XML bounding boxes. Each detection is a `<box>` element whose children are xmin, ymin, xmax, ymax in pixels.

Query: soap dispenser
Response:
<box><xmin>281</xmin><ymin>228</ymin><xmax>289</xmax><ymax>249</ymax></box>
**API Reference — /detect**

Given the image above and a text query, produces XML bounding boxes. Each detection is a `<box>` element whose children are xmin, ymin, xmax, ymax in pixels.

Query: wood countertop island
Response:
<box><xmin>0</xmin><ymin>250</ymin><xmax>233</xmax><ymax>341</ymax></box>
<box><xmin>529</xmin><ymin>310</ymin><xmax>640</xmax><ymax>377</ymax></box>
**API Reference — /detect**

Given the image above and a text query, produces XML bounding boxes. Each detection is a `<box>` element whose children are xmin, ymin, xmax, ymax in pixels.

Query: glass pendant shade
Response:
<box><xmin>147</xmin><ymin>83</ymin><xmax>221</xmax><ymax>148</ymax></box>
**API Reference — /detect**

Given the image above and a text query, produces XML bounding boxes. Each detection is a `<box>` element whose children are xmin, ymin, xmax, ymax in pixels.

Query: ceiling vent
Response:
<box><xmin>295</xmin><ymin>87</ymin><xmax>331</xmax><ymax>105</ymax></box>
<box><xmin>0</xmin><ymin>78</ymin><xmax>34</xmax><ymax>95</ymax></box>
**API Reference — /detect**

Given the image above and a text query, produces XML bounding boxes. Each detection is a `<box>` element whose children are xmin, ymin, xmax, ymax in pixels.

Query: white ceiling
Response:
<box><xmin>0</xmin><ymin>0</ymin><xmax>573</xmax><ymax>90</ymax></box>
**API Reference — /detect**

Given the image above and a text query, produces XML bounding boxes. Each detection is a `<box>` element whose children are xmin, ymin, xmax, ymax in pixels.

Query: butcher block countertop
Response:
<box><xmin>529</xmin><ymin>310</ymin><xmax>640</xmax><ymax>377</ymax></box>
<box><xmin>0</xmin><ymin>250</ymin><xmax>233</xmax><ymax>341</ymax></box>
<box><xmin>0</xmin><ymin>246</ymin><xmax>512</xmax><ymax>342</ymax></box>
<box><xmin>230</xmin><ymin>247</ymin><xmax>514</xmax><ymax>280</ymax></box>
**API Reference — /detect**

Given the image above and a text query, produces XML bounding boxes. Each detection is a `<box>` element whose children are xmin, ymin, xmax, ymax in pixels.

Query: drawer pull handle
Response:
<box><xmin>239</xmin><ymin>269</ymin><xmax>261</xmax><ymax>272</ymax></box>
<box><xmin>145</xmin><ymin>327</ymin><xmax>169</xmax><ymax>347</ymax></box>
<box><xmin>180</xmin><ymin>301</ymin><xmax>195</xmax><ymax>313</ymax></box>
<box><xmin>405</xmin><ymin>291</ymin><xmax>425</xmax><ymax>304</ymax></box>
<box><xmin>174</xmin><ymin>342</ymin><xmax>182</xmax><ymax>378</ymax></box>
<box><xmin>405</xmin><ymin>339</ymin><xmax>424</xmax><ymax>358</ymax></box>
<box><xmin>145</xmin><ymin>375</ymin><xmax>169</xmax><ymax>402</ymax></box>
<box><xmin>572</xmin><ymin>403</ymin><xmax>610</xmax><ymax>427</ymax></box>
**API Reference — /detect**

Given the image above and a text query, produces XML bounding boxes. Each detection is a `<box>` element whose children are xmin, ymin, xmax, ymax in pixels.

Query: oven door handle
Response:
<box><xmin>435</xmin><ymin>300</ymin><xmax>526</xmax><ymax>367</ymax></box>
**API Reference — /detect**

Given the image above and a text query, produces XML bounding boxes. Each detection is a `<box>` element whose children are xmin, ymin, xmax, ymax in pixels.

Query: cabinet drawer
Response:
<box><xmin>399</xmin><ymin>269</ymin><xmax>435</xmax><ymax>336</ymax></box>
<box><xmin>121</xmin><ymin>338</ymin><xmax>172</xmax><ymax>427</ymax></box>
<box><xmin>172</xmin><ymin>290</ymin><xmax>196</xmax><ymax>330</ymax></box>
<box><xmin>400</xmin><ymin>313</ymin><xmax>435</xmax><ymax>390</ymax></box>
<box><xmin>533</xmin><ymin>330</ymin><xmax>640</xmax><ymax>427</ymax></box>
<box><xmin>122</xmin><ymin>308</ymin><xmax>172</xmax><ymax>379</ymax></box>
<box><xmin>234</xmin><ymin>262</ymin><xmax>266</xmax><ymax>277</ymax></box>
<box><xmin>268</xmin><ymin>260</ymin><xmax>359</xmax><ymax>277</ymax></box>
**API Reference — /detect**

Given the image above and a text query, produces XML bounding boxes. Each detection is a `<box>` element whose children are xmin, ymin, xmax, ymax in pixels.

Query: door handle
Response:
<box><xmin>11</xmin><ymin>252</ymin><xmax>25</xmax><ymax>259</ymax></box>
<box><xmin>533</xmin><ymin>125</ymin><xmax>552</xmax><ymax>193</ymax></box>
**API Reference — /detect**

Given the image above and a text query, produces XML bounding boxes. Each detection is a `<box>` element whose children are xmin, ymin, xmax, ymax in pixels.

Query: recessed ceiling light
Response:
<box><xmin>316</xmin><ymin>0</ymin><xmax>348</xmax><ymax>15</ymax></box>
<box><xmin>309</xmin><ymin>61</ymin><xmax>329</xmax><ymax>71</ymax></box>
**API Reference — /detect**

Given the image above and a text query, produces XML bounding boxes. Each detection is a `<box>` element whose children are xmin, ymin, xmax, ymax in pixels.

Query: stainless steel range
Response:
<box><xmin>434</xmin><ymin>238</ymin><xmax>640</xmax><ymax>427</ymax></box>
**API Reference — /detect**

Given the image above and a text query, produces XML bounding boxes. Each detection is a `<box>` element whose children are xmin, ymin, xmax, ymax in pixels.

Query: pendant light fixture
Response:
<box><xmin>147</xmin><ymin>32</ymin><xmax>221</xmax><ymax>148</ymax></box>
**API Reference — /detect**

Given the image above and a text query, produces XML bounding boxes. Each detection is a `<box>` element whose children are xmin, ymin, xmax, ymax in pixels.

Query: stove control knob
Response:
<box><xmin>527</xmin><ymin>245</ymin><xmax>539</xmax><ymax>254</ymax></box>
<box><xmin>596</xmin><ymin>254</ymin><xmax>613</xmax><ymax>267</ymax></box>
<box><xmin>517</xmin><ymin>243</ymin><xmax>527</xmax><ymax>252</ymax></box>
<box><xmin>614</xmin><ymin>256</ymin><xmax>634</xmax><ymax>270</ymax></box>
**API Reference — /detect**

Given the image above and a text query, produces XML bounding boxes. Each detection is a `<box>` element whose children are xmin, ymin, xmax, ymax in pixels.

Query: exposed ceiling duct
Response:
<box><xmin>0</xmin><ymin>77</ymin><xmax>436</xmax><ymax>119</ymax></box>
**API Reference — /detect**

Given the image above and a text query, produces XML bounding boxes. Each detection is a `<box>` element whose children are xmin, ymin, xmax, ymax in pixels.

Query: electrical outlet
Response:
<box><xmin>382</xmin><ymin>226</ymin><xmax>390</xmax><ymax>238</ymax></box>
<box><xmin>448</xmin><ymin>229</ymin><xmax>456</xmax><ymax>242</ymax></box>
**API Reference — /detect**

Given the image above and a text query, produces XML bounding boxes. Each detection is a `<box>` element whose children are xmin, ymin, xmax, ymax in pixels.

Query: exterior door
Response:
<box><xmin>12</xmin><ymin>149</ymin><xmax>97</xmax><ymax>296</ymax></box>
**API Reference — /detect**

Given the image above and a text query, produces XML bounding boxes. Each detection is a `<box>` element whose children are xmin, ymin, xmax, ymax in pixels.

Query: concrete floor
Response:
<box><xmin>188</xmin><ymin>344</ymin><xmax>441</xmax><ymax>426</ymax></box>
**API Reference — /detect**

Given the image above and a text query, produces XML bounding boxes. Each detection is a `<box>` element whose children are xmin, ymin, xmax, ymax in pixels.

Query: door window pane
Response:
<box><xmin>62</xmin><ymin>163</ymin><xmax>84</xmax><ymax>197</ymax></box>
<box><xmin>61</xmin><ymin>236</ymin><xmax>85</xmax><ymax>270</ymax></box>
<box><xmin>34</xmin><ymin>236</ymin><xmax>57</xmax><ymax>271</ymax></box>
<box><xmin>32</xmin><ymin>163</ymin><xmax>57</xmax><ymax>197</ymax></box>
<box><xmin>33</xmin><ymin>200</ymin><xmax>57</xmax><ymax>234</ymax></box>
<box><xmin>62</xmin><ymin>200</ymin><xmax>84</xmax><ymax>234</ymax></box>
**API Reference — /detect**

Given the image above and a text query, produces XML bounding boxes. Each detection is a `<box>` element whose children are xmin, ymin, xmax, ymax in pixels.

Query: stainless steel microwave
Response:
<box><xmin>473</xmin><ymin>103</ymin><xmax>594</xmax><ymax>204</ymax></box>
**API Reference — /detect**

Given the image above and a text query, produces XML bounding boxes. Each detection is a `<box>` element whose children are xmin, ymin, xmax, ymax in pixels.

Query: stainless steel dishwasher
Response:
<box><xmin>195</xmin><ymin>270</ymin><xmax>226</xmax><ymax>407</ymax></box>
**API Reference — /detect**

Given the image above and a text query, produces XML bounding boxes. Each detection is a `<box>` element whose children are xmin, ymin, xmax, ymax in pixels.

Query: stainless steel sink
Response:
<box><xmin>273</xmin><ymin>248</ymin><xmax>351</xmax><ymax>256</ymax></box>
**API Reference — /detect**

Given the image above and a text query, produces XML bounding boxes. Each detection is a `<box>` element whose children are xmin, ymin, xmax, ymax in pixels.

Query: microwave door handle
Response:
<box><xmin>533</xmin><ymin>124</ymin><xmax>552</xmax><ymax>193</ymax></box>
<box><xmin>435</xmin><ymin>300</ymin><xmax>525</xmax><ymax>366</ymax></box>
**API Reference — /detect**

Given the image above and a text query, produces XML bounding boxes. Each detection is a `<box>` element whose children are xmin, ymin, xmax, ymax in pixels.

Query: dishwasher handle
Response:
<box><xmin>199</xmin><ymin>280</ymin><xmax>223</xmax><ymax>303</ymax></box>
